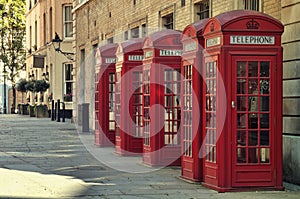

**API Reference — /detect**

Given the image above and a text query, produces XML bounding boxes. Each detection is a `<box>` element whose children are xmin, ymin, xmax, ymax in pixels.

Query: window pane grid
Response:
<box><xmin>132</xmin><ymin>72</ymin><xmax>143</xmax><ymax>137</ymax></box>
<box><xmin>236</xmin><ymin>61</ymin><xmax>270</xmax><ymax>164</ymax></box>
<box><xmin>115</xmin><ymin>71</ymin><xmax>121</xmax><ymax>137</ymax></box>
<box><xmin>63</xmin><ymin>5</ymin><xmax>73</xmax><ymax>38</ymax></box>
<box><xmin>164</xmin><ymin>69</ymin><xmax>181</xmax><ymax>146</ymax></box>
<box><xmin>109</xmin><ymin>73</ymin><xmax>116</xmax><ymax>131</ymax></box>
<box><xmin>162</xmin><ymin>13</ymin><xmax>173</xmax><ymax>29</ymax></box>
<box><xmin>205</xmin><ymin>61</ymin><xmax>217</xmax><ymax>163</ymax></box>
<box><xmin>143</xmin><ymin>68</ymin><xmax>150</xmax><ymax>146</ymax></box>
<box><xmin>183</xmin><ymin>65</ymin><xmax>192</xmax><ymax>156</ymax></box>
<box><xmin>244</xmin><ymin>0</ymin><xmax>259</xmax><ymax>11</ymax></box>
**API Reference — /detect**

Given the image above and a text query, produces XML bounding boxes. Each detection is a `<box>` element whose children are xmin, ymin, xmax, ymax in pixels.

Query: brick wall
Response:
<box><xmin>73</xmin><ymin>0</ymin><xmax>284</xmax><ymax>130</ymax></box>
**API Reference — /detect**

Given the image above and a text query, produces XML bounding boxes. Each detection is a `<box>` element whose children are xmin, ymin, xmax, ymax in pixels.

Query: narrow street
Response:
<box><xmin>0</xmin><ymin>114</ymin><xmax>299</xmax><ymax>199</ymax></box>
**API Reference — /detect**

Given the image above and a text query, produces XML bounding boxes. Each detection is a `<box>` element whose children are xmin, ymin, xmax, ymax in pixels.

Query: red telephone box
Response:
<box><xmin>94</xmin><ymin>44</ymin><xmax>117</xmax><ymax>147</ymax></box>
<box><xmin>181</xmin><ymin>19</ymin><xmax>208</xmax><ymax>181</ymax></box>
<box><xmin>201</xmin><ymin>10</ymin><xmax>284</xmax><ymax>192</ymax></box>
<box><xmin>115</xmin><ymin>38</ymin><xmax>144</xmax><ymax>155</ymax></box>
<box><xmin>142</xmin><ymin>30</ymin><xmax>182</xmax><ymax>166</ymax></box>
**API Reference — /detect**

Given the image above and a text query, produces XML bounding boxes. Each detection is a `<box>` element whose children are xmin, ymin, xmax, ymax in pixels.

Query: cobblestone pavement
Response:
<box><xmin>0</xmin><ymin>114</ymin><xmax>299</xmax><ymax>199</ymax></box>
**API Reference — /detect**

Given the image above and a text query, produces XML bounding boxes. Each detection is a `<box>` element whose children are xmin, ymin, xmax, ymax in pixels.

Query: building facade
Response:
<box><xmin>71</xmin><ymin>0</ymin><xmax>299</xmax><ymax>185</ymax></box>
<box><xmin>26</xmin><ymin>0</ymin><xmax>74</xmax><ymax>115</ymax></box>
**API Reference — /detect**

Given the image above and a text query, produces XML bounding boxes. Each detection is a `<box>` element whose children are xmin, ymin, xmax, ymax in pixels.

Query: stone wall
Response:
<box><xmin>72</xmin><ymin>2</ymin><xmax>300</xmax><ymax>186</ymax></box>
<box><xmin>281</xmin><ymin>0</ymin><xmax>300</xmax><ymax>185</ymax></box>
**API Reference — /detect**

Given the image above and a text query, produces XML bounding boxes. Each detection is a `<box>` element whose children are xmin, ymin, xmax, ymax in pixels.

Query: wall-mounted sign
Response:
<box><xmin>184</xmin><ymin>41</ymin><xmax>197</xmax><ymax>52</ymax></box>
<box><xmin>206</xmin><ymin>36</ymin><xmax>221</xmax><ymax>47</ymax></box>
<box><xmin>33</xmin><ymin>55</ymin><xmax>45</xmax><ymax>68</ymax></box>
<box><xmin>144</xmin><ymin>51</ymin><xmax>153</xmax><ymax>58</ymax></box>
<box><xmin>128</xmin><ymin>55</ymin><xmax>144</xmax><ymax>61</ymax></box>
<box><xmin>159</xmin><ymin>49</ymin><xmax>182</xmax><ymax>56</ymax></box>
<box><xmin>105</xmin><ymin>57</ymin><xmax>116</xmax><ymax>64</ymax></box>
<box><xmin>230</xmin><ymin>35</ymin><xmax>275</xmax><ymax>45</ymax></box>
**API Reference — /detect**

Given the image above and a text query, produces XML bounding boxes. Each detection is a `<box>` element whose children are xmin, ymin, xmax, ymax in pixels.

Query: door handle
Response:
<box><xmin>231</xmin><ymin>101</ymin><xmax>235</xmax><ymax>108</ymax></box>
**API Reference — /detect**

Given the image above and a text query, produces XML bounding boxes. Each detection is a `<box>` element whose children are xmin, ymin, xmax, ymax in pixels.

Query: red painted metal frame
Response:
<box><xmin>142</xmin><ymin>30</ymin><xmax>183</xmax><ymax>166</ymax></box>
<box><xmin>94</xmin><ymin>43</ymin><xmax>118</xmax><ymax>147</ymax></box>
<box><xmin>201</xmin><ymin>10</ymin><xmax>284</xmax><ymax>192</ymax></box>
<box><xmin>115</xmin><ymin>38</ymin><xmax>144</xmax><ymax>156</ymax></box>
<box><xmin>181</xmin><ymin>19</ymin><xmax>208</xmax><ymax>182</ymax></box>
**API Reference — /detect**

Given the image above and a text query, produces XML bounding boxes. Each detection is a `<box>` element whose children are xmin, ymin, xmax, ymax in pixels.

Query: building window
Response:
<box><xmin>43</xmin><ymin>13</ymin><xmax>46</xmax><ymax>45</ymax></box>
<box><xmin>34</xmin><ymin>20</ymin><xmax>37</xmax><ymax>49</ymax></box>
<box><xmin>50</xmin><ymin>7</ymin><xmax>53</xmax><ymax>41</ymax></box>
<box><xmin>107</xmin><ymin>37</ymin><xmax>113</xmax><ymax>44</ymax></box>
<box><xmin>131</xmin><ymin>26</ymin><xmax>139</xmax><ymax>38</ymax></box>
<box><xmin>64</xmin><ymin>63</ymin><xmax>73</xmax><ymax>98</ymax></box>
<box><xmin>162</xmin><ymin>13</ymin><xmax>173</xmax><ymax>30</ymax></box>
<box><xmin>133</xmin><ymin>0</ymin><xmax>136</xmax><ymax>6</ymax></box>
<box><xmin>124</xmin><ymin>31</ymin><xmax>128</xmax><ymax>40</ymax></box>
<box><xmin>243</xmin><ymin>0</ymin><xmax>260</xmax><ymax>11</ymax></box>
<box><xmin>29</xmin><ymin>26</ymin><xmax>32</xmax><ymax>51</ymax></box>
<box><xmin>63</xmin><ymin>5</ymin><xmax>73</xmax><ymax>38</ymax></box>
<box><xmin>142</xmin><ymin>24</ymin><xmax>147</xmax><ymax>37</ymax></box>
<box><xmin>195</xmin><ymin>0</ymin><xmax>210</xmax><ymax>21</ymax></box>
<box><xmin>181</xmin><ymin>0</ymin><xmax>186</xmax><ymax>7</ymax></box>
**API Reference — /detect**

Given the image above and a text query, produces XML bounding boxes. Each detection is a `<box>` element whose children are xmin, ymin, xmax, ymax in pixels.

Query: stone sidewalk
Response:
<box><xmin>0</xmin><ymin>114</ymin><xmax>299</xmax><ymax>199</ymax></box>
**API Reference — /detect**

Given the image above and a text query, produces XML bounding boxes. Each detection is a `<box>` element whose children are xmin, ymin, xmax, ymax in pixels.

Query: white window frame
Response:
<box><xmin>194</xmin><ymin>0</ymin><xmax>210</xmax><ymax>22</ymax></box>
<box><xmin>63</xmin><ymin>5</ymin><xmax>73</xmax><ymax>39</ymax></box>
<box><xmin>162</xmin><ymin>13</ymin><xmax>174</xmax><ymax>30</ymax></box>
<box><xmin>63</xmin><ymin>63</ymin><xmax>73</xmax><ymax>95</ymax></box>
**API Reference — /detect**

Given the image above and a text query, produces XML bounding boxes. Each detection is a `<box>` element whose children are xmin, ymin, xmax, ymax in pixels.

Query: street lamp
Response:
<box><xmin>2</xmin><ymin>69</ymin><xmax>7</xmax><ymax>114</ymax></box>
<box><xmin>52</xmin><ymin>32</ymin><xmax>74</xmax><ymax>61</ymax></box>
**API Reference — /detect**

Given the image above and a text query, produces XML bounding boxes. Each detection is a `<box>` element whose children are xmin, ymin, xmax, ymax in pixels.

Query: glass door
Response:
<box><xmin>164</xmin><ymin>69</ymin><xmax>181</xmax><ymax>146</ymax></box>
<box><xmin>183</xmin><ymin>65</ymin><xmax>193</xmax><ymax>157</ymax></box>
<box><xmin>232</xmin><ymin>56</ymin><xmax>275</xmax><ymax>187</ymax></box>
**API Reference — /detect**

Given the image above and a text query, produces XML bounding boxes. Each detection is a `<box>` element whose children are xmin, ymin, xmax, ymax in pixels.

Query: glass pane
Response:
<box><xmin>249</xmin><ymin>96</ymin><xmax>258</xmax><ymax>112</ymax></box>
<box><xmin>260</xmin><ymin>62</ymin><xmax>270</xmax><ymax>77</ymax></box>
<box><xmin>237</xmin><ymin>62</ymin><xmax>246</xmax><ymax>77</ymax></box>
<box><xmin>260</xmin><ymin>80</ymin><xmax>270</xmax><ymax>94</ymax></box>
<box><xmin>237</xmin><ymin>79</ymin><xmax>246</xmax><ymax>94</ymax></box>
<box><xmin>237</xmin><ymin>131</ymin><xmax>246</xmax><ymax>146</ymax></box>
<box><xmin>165</xmin><ymin>134</ymin><xmax>169</xmax><ymax>144</ymax></box>
<box><xmin>249</xmin><ymin>115</ymin><xmax>258</xmax><ymax>129</ymax></box>
<box><xmin>173</xmin><ymin>134</ymin><xmax>178</xmax><ymax>145</ymax></box>
<box><xmin>260</xmin><ymin>96</ymin><xmax>269</xmax><ymax>111</ymax></box>
<box><xmin>249</xmin><ymin>131</ymin><xmax>258</xmax><ymax>146</ymax></box>
<box><xmin>237</xmin><ymin>114</ymin><xmax>247</xmax><ymax>129</ymax></box>
<box><xmin>237</xmin><ymin>148</ymin><xmax>246</xmax><ymax>163</ymax></box>
<box><xmin>65</xmin><ymin>64</ymin><xmax>72</xmax><ymax>80</ymax></box>
<box><xmin>248</xmin><ymin>148</ymin><xmax>258</xmax><ymax>163</ymax></box>
<box><xmin>260</xmin><ymin>131</ymin><xmax>269</xmax><ymax>146</ymax></box>
<box><xmin>260</xmin><ymin>114</ymin><xmax>269</xmax><ymax>128</ymax></box>
<box><xmin>109</xmin><ymin>111</ymin><xmax>114</xmax><ymax>120</ymax></box>
<box><xmin>248</xmin><ymin>62</ymin><xmax>258</xmax><ymax>77</ymax></box>
<box><xmin>260</xmin><ymin>148</ymin><xmax>270</xmax><ymax>163</ymax></box>
<box><xmin>237</xmin><ymin>96</ymin><xmax>247</xmax><ymax>111</ymax></box>
<box><xmin>109</xmin><ymin>122</ymin><xmax>115</xmax><ymax>131</ymax></box>
<box><xmin>248</xmin><ymin>79</ymin><xmax>258</xmax><ymax>94</ymax></box>
<box><xmin>164</xmin><ymin>121</ymin><xmax>169</xmax><ymax>132</ymax></box>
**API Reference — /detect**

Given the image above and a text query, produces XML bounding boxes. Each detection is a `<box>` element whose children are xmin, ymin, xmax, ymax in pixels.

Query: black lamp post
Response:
<box><xmin>3</xmin><ymin>69</ymin><xmax>7</xmax><ymax>114</ymax></box>
<box><xmin>52</xmin><ymin>32</ymin><xmax>74</xmax><ymax>61</ymax></box>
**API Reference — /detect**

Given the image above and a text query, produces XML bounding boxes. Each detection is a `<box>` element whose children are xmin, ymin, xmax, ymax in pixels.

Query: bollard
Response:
<box><xmin>54</xmin><ymin>102</ymin><xmax>57</xmax><ymax>120</ymax></box>
<box><xmin>57</xmin><ymin>99</ymin><xmax>61</xmax><ymax>122</ymax></box>
<box><xmin>51</xmin><ymin>100</ymin><xmax>55</xmax><ymax>121</ymax></box>
<box><xmin>61</xmin><ymin>102</ymin><xmax>65</xmax><ymax>122</ymax></box>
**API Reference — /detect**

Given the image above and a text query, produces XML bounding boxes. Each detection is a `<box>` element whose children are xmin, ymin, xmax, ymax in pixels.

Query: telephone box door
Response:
<box><xmin>232</xmin><ymin>55</ymin><xmax>276</xmax><ymax>187</ymax></box>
